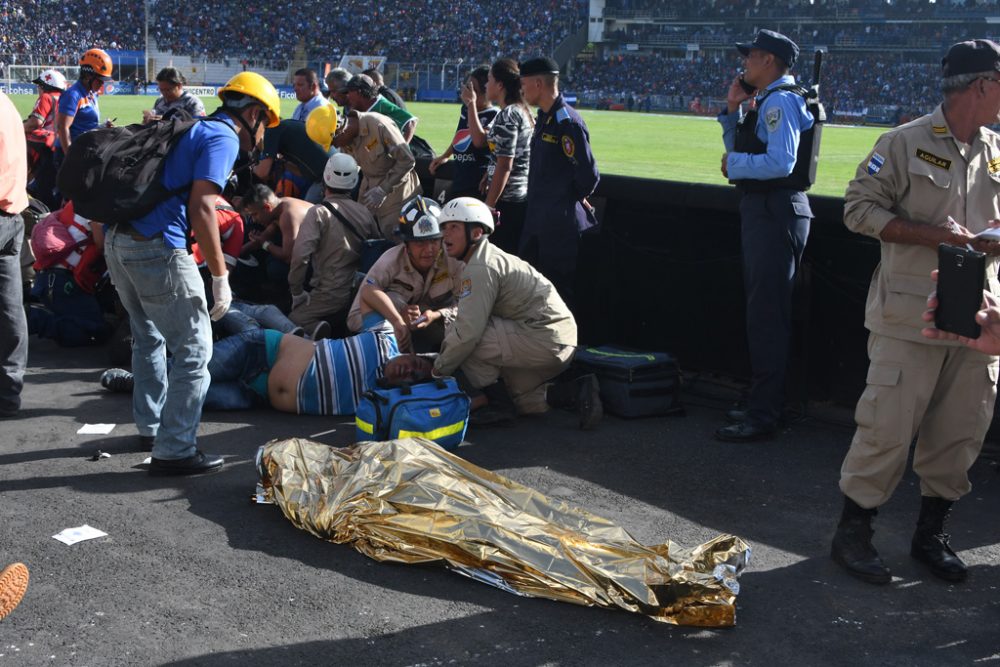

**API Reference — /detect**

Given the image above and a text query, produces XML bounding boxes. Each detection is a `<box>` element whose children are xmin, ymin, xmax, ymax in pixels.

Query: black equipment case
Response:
<box><xmin>573</xmin><ymin>345</ymin><xmax>684</xmax><ymax>418</ymax></box>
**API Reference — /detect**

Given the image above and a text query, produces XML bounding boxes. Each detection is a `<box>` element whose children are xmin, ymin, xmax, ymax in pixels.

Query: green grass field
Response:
<box><xmin>9</xmin><ymin>94</ymin><xmax>885</xmax><ymax>197</ymax></box>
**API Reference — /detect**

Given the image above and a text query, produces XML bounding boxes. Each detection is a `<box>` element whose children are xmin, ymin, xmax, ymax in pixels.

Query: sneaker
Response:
<box><xmin>0</xmin><ymin>562</ymin><xmax>29</xmax><ymax>621</ymax></box>
<box><xmin>100</xmin><ymin>368</ymin><xmax>134</xmax><ymax>393</ymax></box>
<box><xmin>308</xmin><ymin>321</ymin><xmax>331</xmax><ymax>341</ymax></box>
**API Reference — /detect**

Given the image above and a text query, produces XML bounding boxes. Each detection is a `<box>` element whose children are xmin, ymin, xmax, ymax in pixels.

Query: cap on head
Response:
<box><xmin>519</xmin><ymin>56</ymin><xmax>560</xmax><ymax>77</ymax></box>
<box><xmin>736</xmin><ymin>29</ymin><xmax>799</xmax><ymax>68</ymax></box>
<box><xmin>218</xmin><ymin>72</ymin><xmax>281</xmax><ymax>128</ymax></box>
<box><xmin>323</xmin><ymin>153</ymin><xmax>360</xmax><ymax>190</ymax></box>
<box><xmin>33</xmin><ymin>69</ymin><xmax>67</xmax><ymax>91</ymax></box>
<box><xmin>439</xmin><ymin>196</ymin><xmax>494</xmax><ymax>234</ymax></box>
<box><xmin>306</xmin><ymin>105</ymin><xmax>338</xmax><ymax>151</ymax></box>
<box><xmin>942</xmin><ymin>39</ymin><xmax>1000</xmax><ymax>77</ymax></box>
<box><xmin>398</xmin><ymin>197</ymin><xmax>444</xmax><ymax>241</ymax></box>
<box><xmin>345</xmin><ymin>74</ymin><xmax>377</xmax><ymax>97</ymax></box>
<box><xmin>79</xmin><ymin>48</ymin><xmax>113</xmax><ymax>80</ymax></box>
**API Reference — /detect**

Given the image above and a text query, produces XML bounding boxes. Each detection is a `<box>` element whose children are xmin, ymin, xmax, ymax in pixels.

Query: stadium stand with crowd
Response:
<box><xmin>1</xmin><ymin>0</ymin><xmax>998</xmax><ymax>123</ymax></box>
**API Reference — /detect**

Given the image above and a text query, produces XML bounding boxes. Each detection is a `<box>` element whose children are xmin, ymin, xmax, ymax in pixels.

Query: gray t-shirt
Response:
<box><xmin>486</xmin><ymin>103</ymin><xmax>532</xmax><ymax>202</ymax></box>
<box><xmin>153</xmin><ymin>91</ymin><xmax>206</xmax><ymax>118</ymax></box>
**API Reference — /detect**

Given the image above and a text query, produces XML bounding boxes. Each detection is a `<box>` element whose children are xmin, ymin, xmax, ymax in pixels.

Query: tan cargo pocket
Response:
<box><xmin>854</xmin><ymin>364</ymin><xmax>902</xmax><ymax>442</ymax></box>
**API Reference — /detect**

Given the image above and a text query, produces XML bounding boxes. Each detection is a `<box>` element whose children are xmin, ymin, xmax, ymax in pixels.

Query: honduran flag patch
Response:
<box><xmin>867</xmin><ymin>152</ymin><xmax>885</xmax><ymax>175</ymax></box>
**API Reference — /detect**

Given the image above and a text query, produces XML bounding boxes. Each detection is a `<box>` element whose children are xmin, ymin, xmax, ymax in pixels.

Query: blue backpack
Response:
<box><xmin>355</xmin><ymin>377</ymin><xmax>470</xmax><ymax>451</ymax></box>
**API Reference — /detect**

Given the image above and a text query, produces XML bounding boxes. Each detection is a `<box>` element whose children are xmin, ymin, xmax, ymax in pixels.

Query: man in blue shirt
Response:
<box><xmin>716</xmin><ymin>30</ymin><xmax>815</xmax><ymax>442</ymax></box>
<box><xmin>103</xmin><ymin>72</ymin><xmax>281</xmax><ymax>476</ymax></box>
<box><xmin>291</xmin><ymin>68</ymin><xmax>329</xmax><ymax>122</ymax></box>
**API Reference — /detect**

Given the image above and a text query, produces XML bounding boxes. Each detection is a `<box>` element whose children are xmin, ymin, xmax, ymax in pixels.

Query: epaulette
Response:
<box><xmin>555</xmin><ymin>107</ymin><xmax>571</xmax><ymax>123</ymax></box>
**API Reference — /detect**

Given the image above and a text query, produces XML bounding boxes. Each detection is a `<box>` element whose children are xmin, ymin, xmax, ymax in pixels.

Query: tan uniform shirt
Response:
<box><xmin>844</xmin><ymin>104</ymin><xmax>1000</xmax><ymax>344</ymax></box>
<box><xmin>288</xmin><ymin>193</ymin><xmax>381</xmax><ymax>313</ymax></box>
<box><xmin>345</xmin><ymin>111</ymin><xmax>420</xmax><ymax>237</ymax></box>
<box><xmin>346</xmin><ymin>244</ymin><xmax>465</xmax><ymax>332</ymax></box>
<box><xmin>434</xmin><ymin>239</ymin><xmax>577</xmax><ymax>376</ymax></box>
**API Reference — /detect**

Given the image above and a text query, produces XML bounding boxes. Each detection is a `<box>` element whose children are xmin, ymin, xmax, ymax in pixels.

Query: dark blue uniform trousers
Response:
<box><xmin>739</xmin><ymin>189</ymin><xmax>811</xmax><ymax>426</ymax></box>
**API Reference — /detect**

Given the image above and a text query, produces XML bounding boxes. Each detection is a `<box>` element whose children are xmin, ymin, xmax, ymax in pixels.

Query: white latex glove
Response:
<box><xmin>209</xmin><ymin>272</ymin><xmax>232</xmax><ymax>321</ymax></box>
<box><xmin>362</xmin><ymin>185</ymin><xmax>387</xmax><ymax>210</ymax></box>
<box><xmin>291</xmin><ymin>291</ymin><xmax>311</xmax><ymax>310</ymax></box>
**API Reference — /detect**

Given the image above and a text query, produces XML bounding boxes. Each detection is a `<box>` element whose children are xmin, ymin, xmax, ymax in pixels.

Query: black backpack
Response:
<box><xmin>57</xmin><ymin>111</ymin><xmax>231</xmax><ymax>225</ymax></box>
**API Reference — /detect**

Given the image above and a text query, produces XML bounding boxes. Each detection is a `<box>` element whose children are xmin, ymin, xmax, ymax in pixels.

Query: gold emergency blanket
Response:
<box><xmin>256</xmin><ymin>437</ymin><xmax>751</xmax><ymax>626</ymax></box>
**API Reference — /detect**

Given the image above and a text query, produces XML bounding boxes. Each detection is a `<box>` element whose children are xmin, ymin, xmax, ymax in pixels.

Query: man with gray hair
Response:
<box><xmin>326</xmin><ymin>68</ymin><xmax>353</xmax><ymax>112</ymax></box>
<box><xmin>831</xmin><ymin>39</ymin><xmax>1000</xmax><ymax>585</ymax></box>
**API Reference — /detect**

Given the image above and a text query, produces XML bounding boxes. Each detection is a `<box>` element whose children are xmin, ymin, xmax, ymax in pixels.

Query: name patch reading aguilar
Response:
<box><xmin>916</xmin><ymin>149</ymin><xmax>951</xmax><ymax>170</ymax></box>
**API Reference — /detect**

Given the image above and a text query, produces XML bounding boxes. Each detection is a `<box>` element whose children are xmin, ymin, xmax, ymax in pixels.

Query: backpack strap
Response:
<box><xmin>321</xmin><ymin>201</ymin><xmax>368</xmax><ymax>243</ymax></box>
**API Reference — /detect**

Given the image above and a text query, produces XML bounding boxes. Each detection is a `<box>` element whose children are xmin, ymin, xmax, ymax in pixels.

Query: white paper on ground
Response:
<box><xmin>77</xmin><ymin>423</ymin><xmax>116</xmax><ymax>435</ymax></box>
<box><xmin>52</xmin><ymin>525</ymin><xmax>108</xmax><ymax>546</ymax></box>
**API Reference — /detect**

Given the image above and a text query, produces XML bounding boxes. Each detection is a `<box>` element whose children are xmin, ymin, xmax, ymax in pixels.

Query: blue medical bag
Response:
<box><xmin>355</xmin><ymin>377</ymin><xmax>470</xmax><ymax>451</ymax></box>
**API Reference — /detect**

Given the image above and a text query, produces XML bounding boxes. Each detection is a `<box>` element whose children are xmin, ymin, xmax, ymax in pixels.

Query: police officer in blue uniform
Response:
<box><xmin>716</xmin><ymin>30</ymin><xmax>816</xmax><ymax>442</ymax></box>
<box><xmin>520</xmin><ymin>56</ymin><xmax>600</xmax><ymax>308</ymax></box>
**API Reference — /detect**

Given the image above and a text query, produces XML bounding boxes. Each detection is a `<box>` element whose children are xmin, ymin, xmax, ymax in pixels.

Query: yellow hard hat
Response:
<box><xmin>217</xmin><ymin>72</ymin><xmax>281</xmax><ymax>128</ymax></box>
<box><xmin>305</xmin><ymin>104</ymin><xmax>338</xmax><ymax>151</ymax></box>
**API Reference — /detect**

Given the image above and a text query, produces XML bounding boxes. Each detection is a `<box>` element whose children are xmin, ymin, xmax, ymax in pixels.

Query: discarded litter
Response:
<box><xmin>89</xmin><ymin>451</ymin><xmax>111</xmax><ymax>462</ymax></box>
<box><xmin>77</xmin><ymin>424</ymin><xmax>115</xmax><ymax>435</ymax></box>
<box><xmin>52</xmin><ymin>525</ymin><xmax>108</xmax><ymax>546</ymax></box>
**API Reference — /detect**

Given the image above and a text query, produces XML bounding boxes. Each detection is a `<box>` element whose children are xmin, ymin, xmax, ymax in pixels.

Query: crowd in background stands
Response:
<box><xmin>151</xmin><ymin>0</ymin><xmax>587</xmax><ymax>63</ymax></box>
<box><xmin>605</xmin><ymin>0</ymin><xmax>1000</xmax><ymax>18</ymax></box>
<box><xmin>569</xmin><ymin>52</ymin><xmax>939</xmax><ymax>121</ymax></box>
<box><xmin>0</xmin><ymin>0</ymin><xmax>142</xmax><ymax>61</ymax></box>
<box><xmin>604</xmin><ymin>22</ymin><xmax>985</xmax><ymax>51</ymax></box>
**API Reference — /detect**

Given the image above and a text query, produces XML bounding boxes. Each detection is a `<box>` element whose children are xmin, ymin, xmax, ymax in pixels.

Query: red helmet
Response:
<box><xmin>79</xmin><ymin>48</ymin><xmax>113</xmax><ymax>80</ymax></box>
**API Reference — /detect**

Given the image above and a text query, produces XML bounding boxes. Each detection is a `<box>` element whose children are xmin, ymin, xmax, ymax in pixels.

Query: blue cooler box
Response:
<box><xmin>572</xmin><ymin>345</ymin><xmax>684</xmax><ymax>418</ymax></box>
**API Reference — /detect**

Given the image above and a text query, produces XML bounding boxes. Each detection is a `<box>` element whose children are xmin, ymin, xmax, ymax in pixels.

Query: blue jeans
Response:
<box><xmin>0</xmin><ymin>214</ymin><xmax>27</xmax><ymax>415</ymax></box>
<box><xmin>104</xmin><ymin>228</ymin><xmax>212</xmax><ymax>460</ymax></box>
<box><xmin>219</xmin><ymin>301</ymin><xmax>299</xmax><ymax>337</ymax></box>
<box><xmin>204</xmin><ymin>328</ymin><xmax>269</xmax><ymax>410</ymax></box>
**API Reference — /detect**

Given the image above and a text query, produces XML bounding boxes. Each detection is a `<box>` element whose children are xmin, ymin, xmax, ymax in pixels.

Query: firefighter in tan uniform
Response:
<box><xmin>334</xmin><ymin>109</ymin><xmax>420</xmax><ymax>239</ymax></box>
<box><xmin>347</xmin><ymin>196</ymin><xmax>464</xmax><ymax>352</ymax></box>
<box><xmin>288</xmin><ymin>153</ymin><xmax>380</xmax><ymax>331</ymax></box>
<box><xmin>832</xmin><ymin>40</ymin><xmax>1000</xmax><ymax>586</ymax></box>
<box><xmin>432</xmin><ymin>197</ymin><xmax>601</xmax><ymax>428</ymax></box>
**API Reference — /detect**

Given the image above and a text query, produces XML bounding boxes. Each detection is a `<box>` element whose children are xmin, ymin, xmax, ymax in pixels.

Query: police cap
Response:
<box><xmin>344</xmin><ymin>74</ymin><xmax>377</xmax><ymax>97</ymax></box>
<box><xmin>736</xmin><ymin>29</ymin><xmax>799</xmax><ymax>69</ymax></box>
<box><xmin>942</xmin><ymin>39</ymin><xmax>1000</xmax><ymax>77</ymax></box>
<box><xmin>519</xmin><ymin>57</ymin><xmax>560</xmax><ymax>77</ymax></box>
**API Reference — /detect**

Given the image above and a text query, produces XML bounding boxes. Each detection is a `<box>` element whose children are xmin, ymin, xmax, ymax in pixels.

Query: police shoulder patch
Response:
<box><xmin>458</xmin><ymin>278</ymin><xmax>472</xmax><ymax>299</ymax></box>
<box><xmin>764</xmin><ymin>106</ymin><xmax>782</xmax><ymax>133</ymax></box>
<box><xmin>867</xmin><ymin>151</ymin><xmax>885</xmax><ymax>176</ymax></box>
<box><xmin>555</xmin><ymin>107</ymin><xmax>571</xmax><ymax>123</ymax></box>
<box><xmin>562</xmin><ymin>135</ymin><xmax>575</xmax><ymax>158</ymax></box>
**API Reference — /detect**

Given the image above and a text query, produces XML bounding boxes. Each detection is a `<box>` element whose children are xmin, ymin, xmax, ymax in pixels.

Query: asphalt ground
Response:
<box><xmin>1</xmin><ymin>337</ymin><xmax>999</xmax><ymax>666</ymax></box>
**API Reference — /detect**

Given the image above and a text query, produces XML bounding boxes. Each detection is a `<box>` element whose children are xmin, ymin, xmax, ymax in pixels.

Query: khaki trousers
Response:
<box><xmin>840</xmin><ymin>332</ymin><xmax>999</xmax><ymax>508</ymax></box>
<box><xmin>289</xmin><ymin>291</ymin><xmax>346</xmax><ymax>330</ymax></box>
<box><xmin>460</xmin><ymin>316</ymin><xmax>574</xmax><ymax>414</ymax></box>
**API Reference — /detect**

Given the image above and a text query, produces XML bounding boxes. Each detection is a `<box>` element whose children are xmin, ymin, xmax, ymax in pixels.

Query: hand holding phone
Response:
<box><xmin>935</xmin><ymin>244</ymin><xmax>986</xmax><ymax>338</ymax></box>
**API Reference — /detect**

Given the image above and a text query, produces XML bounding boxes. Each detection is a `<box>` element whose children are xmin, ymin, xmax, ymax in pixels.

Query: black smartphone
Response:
<box><xmin>935</xmin><ymin>244</ymin><xmax>986</xmax><ymax>338</ymax></box>
<box><xmin>738</xmin><ymin>76</ymin><xmax>756</xmax><ymax>96</ymax></box>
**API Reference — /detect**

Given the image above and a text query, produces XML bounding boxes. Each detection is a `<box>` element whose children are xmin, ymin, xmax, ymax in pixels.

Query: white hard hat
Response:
<box><xmin>33</xmin><ymin>69</ymin><xmax>67</xmax><ymax>91</ymax></box>
<box><xmin>439</xmin><ymin>196</ymin><xmax>494</xmax><ymax>234</ymax></box>
<box><xmin>323</xmin><ymin>153</ymin><xmax>359</xmax><ymax>190</ymax></box>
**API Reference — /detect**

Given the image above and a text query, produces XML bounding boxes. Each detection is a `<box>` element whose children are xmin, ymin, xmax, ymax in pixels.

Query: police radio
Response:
<box><xmin>800</xmin><ymin>50</ymin><xmax>827</xmax><ymax>188</ymax></box>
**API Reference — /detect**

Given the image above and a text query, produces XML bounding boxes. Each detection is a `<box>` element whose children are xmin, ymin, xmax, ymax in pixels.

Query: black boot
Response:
<box><xmin>470</xmin><ymin>380</ymin><xmax>516</xmax><ymax>427</ymax></box>
<box><xmin>831</xmin><ymin>496</ymin><xmax>892</xmax><ymax>585</ymax></box>
<box><xmin>911</xmin><ymin>496</ymin><xmax>967</xmax><ymax>582</ymax></box>
<box><xmin>546</xmin><ymin>374</ymin><xmax>603</xmax><ymax>430</ymax></box>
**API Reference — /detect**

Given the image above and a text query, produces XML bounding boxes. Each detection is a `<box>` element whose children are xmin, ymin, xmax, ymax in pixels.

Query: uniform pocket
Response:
<box><xmin>907</xmin><ymin>156</ymin><xmax>952</xmax><ymax>189</ymax></box>
<box><xmin>854</xmin><ymin>363</ymin><xmax>902</xmax><ymax>443</ymax></box>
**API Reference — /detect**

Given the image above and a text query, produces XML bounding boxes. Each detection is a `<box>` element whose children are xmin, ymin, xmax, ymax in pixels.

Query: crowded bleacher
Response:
<box><xmin>1</xmin><ymin>0</ymin><xmax>999</xmax><ymax>123</ymax></box>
